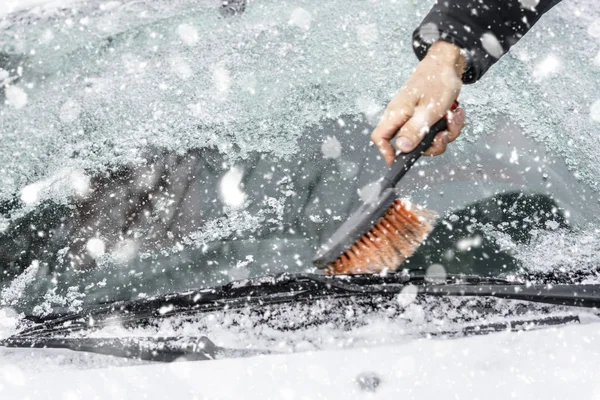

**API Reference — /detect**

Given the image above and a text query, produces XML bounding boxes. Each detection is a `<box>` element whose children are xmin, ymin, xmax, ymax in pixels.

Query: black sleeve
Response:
<box><xmin>412</xmin><ymin>0</ymin><xmax>562</xmax><ymax>84</ymax></box>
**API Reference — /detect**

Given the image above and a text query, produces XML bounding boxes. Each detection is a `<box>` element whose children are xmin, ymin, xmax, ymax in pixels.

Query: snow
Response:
<box><xmin>1</xmin><ymin>0</ymin><xmax>600</xmax><ymax>396</ymax></box>
<box><xmin>321</xmin><ymin>136</ymin><xmax>342</xmax><ymax>159</ymax></box>
<box><xmin>4</xmin><ymin>85</ymin><xmax>27</xmax><ymax>109</ymax></box>
<box><xmin>86</xmin><ymin>238</ymin><xmax>106</xmax><ymax>259</ymax></box>
<box><xmin>220</xmin><ymin>166</ymin><xmax>246</xmax><ymax>209</ymax></box>
<box><xmin>514</xmin><ymin>227</ymin><xmax>600</xmax><ymax>275</ymax></box>
<box><xmin>590</xmin><ymin>99</ymin><xmax>600</xmax><ymax>122</ymax></box>
<box><xmin>356</xmin><ymin>24</ymin><xmax>379</xmax><ymax>46</ymax></box>
<box><xmin>395</xmin><ymin>285</ymin><xmax>418</xmax><ymax>307</ymax></box>
<box><xmin>480</xmin><ymin>32</ymin><xmax>503</xmax><ymax>59</ymax></box>
<box><xmin>289</xmin><ymin>7</ymin><xmax>312</xmax><ymax>31</ymax></box>
<box><xmin>0</xmin><ymin>0</ymin><xmax>596</xmax><ymax>215</ymax></box>
<box><xmin>532</xmin><ymin>54</ymin><xmax>562</xmax><ymax>81</ymax></box>
<box><xmin>0</xmin><ymin>261</ymin><xmax>39</xmax><ymax>306</ymax></box>
<box><xmin>0</xmin><ymin>0</ymin><xmax>72</xmax><ymax>18</ymax></box>
<box><xmin>59</xmin><ymin>99</ymin><xmax>81</xmax><ymax>123</ymax></box>
<box><xmin>176</xmin><ymin>23</ymin><xmax>199</xmax><ymax>46</ymax></box>
<box><xmin>3</xmin><ymin>322</ymin><xmax>600</xmax><ymax>398</ymax></box>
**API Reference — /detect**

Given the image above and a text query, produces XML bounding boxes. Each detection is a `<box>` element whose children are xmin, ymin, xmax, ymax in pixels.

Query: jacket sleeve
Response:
<box><xmin>412</xmin><ymin>0</ymin><xmax>562</xmax><ymax>84</ymax></box>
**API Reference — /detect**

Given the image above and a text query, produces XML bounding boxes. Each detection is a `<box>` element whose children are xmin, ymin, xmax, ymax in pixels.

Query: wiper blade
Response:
<box><xmin>16</xmin><ymin>272</ymin><xmax>512</xmax><ymax>334</ymax></box>
<box><xmin>421</xmin><ymin>283</ymin><xmax>600</xmax><ymax>308</ymax></box>
<box><xmin>0</xmin><ymin>335</ymin><xmax>272</xmax><ymax>363</ymax></box>
<box><xmin>14</xmin><ymin>271</ymin><xmax>597</xmax><ymax>339</ymax></box>
<box><xmin>5</xmin><ymin>272</ymin><xmax>597</xmax><ymax>363</ymax></box>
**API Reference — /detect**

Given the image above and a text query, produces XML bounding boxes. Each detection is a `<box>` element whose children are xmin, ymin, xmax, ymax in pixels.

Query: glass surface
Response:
<box><xmin>0</xmin><ymin>0</ymin><xmax>599</xmax><ymax>318</ymax></box>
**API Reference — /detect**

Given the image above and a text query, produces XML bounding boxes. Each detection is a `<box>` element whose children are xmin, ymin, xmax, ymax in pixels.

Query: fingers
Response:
<box><xmin>447</xmin><ymin>107</ymin><xmax>465</xmax><ymax>142</ymax></box>
<box><xmin>423</xmin><ymin>107</ymin><xmax>466</xmax><ymax>156</ymax></box>
<box><xmin>395</xmin><ymin>105</ymin><xmax>445</xmax><ymax>153</ymax></box>
<box><xmin>423</xmin><ymin>131</ymin><xmax>450</xmax><ymax>156</ymax></box>
<box><xmin>371</xmin><ymin>106</ymin><xmax>412</xmax><ymax>166</ymax></box>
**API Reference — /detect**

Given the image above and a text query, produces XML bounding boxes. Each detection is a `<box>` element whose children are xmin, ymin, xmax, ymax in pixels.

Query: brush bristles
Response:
<box><xmin>326</xmin><ymin>199</ymin><xmax>437</xmax><ymax>275</ymax></box>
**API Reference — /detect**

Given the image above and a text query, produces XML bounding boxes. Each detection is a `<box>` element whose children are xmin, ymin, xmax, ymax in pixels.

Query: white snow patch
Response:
<box><xmin>355</xmin><ymin>96</ymin><xmax>383</xmax><ymax>126</ymax></box>
<box><xmin>176</xmin><ymin>24</ymin><xmax>199</xmax><ymax>46</ymax></box>
<box><xmin>0</xmin><ymin>308</ymin><xmax>19</xmax><ymax>339</ymax></box>
<box><xmin>590</xmin><ymin>99</ymin><xmax>600</xmax><ymax>122</ymax></box>
<box><xmin>357</xmin><ymin>181</ymin><xmax>381</xmax><ymax>203</ymax></box>
<box><xmin>356</xmin><ymin>24</ymin><xmax>378</xmax><ymax>46</ymax></box>
<box><xmin>0</xmin><ymin>365</ymin><xmax>25</xmax><ymax>387</ymax></box>
<box><xmin>425</xmin><ymin>263</ymin><xmax>446</xmax><ymax>283</ymax></box>
<box><xmin>396</xmin><ymin>285</ymin><xmax>418</xmax><ymax>307</ymax></box>
<box><xmin>220</xmin><ymin>166</ymin><xmax>246</xmax><ymax>209</ymax></box>
<box><xmin>594</xmin><ymin>50</ymin><xmax>600</xmax><ymax>67</ymax></box>
<box><xmin>588</xmin><ymin>22</ymin><xmax>600</xmax><ymax>38</ymax></box>
<box><xmin>289</xmin><ymin>8</ymin><xmax>312</xmax><ymax>30</ymax></box>
<box><xmin>532</xmin><ymin>54</ymin><xmax>561</xmax><ymax>80</ymax></box>
<box><xmin>509</xmin><ymin>147</ymin><xmax>519</xmax><ymax>164</ymax></box>
<box><xmin>169</xmin><ymin>55</ymin><xmax>193</xmax><ymax>80</ymax></box>
<box><xmin>516</xmin><ymin>228</ymin><xmax>600</xmax><ymax>274</ymax></box>
<box><xmin>456</xmin><ymin>235</ymin><xmax>483</xmax><ymax>251</ymax></box>
<box><xmin>212</xmin><ymin>64</ymin><xmax>232</xmax><ymax>95</ymax></box>
<box><xmin>320</xmin><ymin>136</ymin><xmax>342</xmax><ymax>159</ymax></box>
<box><xmin>20</xmin><ymin>183</ymin><xmax>40</xmax><ymax>205</ymax></box>
<box><xmin>5</xmin><ymin>322</ymin><xmax>600</xmax><ymax>397</ymax></box>
<box><xmin>518</xmin><ymin>0</ymin><xmax>540</xmax><ymax>11</ymax></box>
<box><xmin>20</xmin><ymin>168</ymin><xmax>90</xmax><ymax>206</ymax></box>
<box><xmin>59</xmin><ymin>99</ymin><xmax>81</xmax><ymax>123</ymax></box>
<box><xmin>417</xmin><ymin>22</ymin><xmax>440</xmax><ymax>44</ymax></box>
<box><xmin>228</xmin><ymin>255</ymin><xmax>254</xmax><ymax>280</ymax></box>
<box><xmin>5</xmin><ymin>86</ymin><xmax>28</xmax><ymax>109</ymax></box>
<box><xmin>0</xmin><ymin>0</ymin><xmax>73</xmax><ymax>18</ymax></box>
<box><xmin>86</xmin><ymin>238</ymin><xmax>106</xmax><ymax>259</ymax></box>
<box><xmin>480</xmin><ymin>32</ymin><xmax>503</xmax><ymax>59</ymax></box>
<box><xmin>0</xmin><ymin>261</ymin><xmax>40</xmax><ymax>306</ymax></box>
<box><xmin>111</xmin><ymin>239</ymin><xmax>139</xmax><ymax>264</ymax></box>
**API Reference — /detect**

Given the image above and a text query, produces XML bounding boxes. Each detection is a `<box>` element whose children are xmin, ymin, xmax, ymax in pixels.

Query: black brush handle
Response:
<box><xmin>381</xmin><ymin>102</ymin><xmax>458</xmax><ymax>190</ymax></box>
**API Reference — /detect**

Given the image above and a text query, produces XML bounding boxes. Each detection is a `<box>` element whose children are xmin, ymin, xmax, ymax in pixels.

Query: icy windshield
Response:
<box><xmin>1</xmin><ymin>0</ymin><xmax>600</xmax><ymax>316</ymax></box>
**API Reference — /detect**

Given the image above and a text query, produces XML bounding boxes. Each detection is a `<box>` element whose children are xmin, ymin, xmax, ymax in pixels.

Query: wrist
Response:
<box><xmin>426</xmin><ymin>41</ymin><xmax>468</xmax><ymax>78</ymax></box>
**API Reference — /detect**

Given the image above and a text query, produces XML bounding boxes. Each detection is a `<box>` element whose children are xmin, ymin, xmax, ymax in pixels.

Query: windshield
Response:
<box><xmin>1</xmin><ymin>0</ymin><xmax>600</xmax><ymax>318</ymax></box>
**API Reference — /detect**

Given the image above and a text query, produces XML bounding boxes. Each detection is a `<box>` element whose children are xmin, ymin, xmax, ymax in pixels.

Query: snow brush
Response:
<box><xmin>313</xmin><ymin>101</ymin><xmax>459</xmax><ymax>275</ymax></box>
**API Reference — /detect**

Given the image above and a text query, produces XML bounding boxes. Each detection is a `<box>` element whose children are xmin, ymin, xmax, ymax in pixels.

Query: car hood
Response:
<box><xmin>2</xmin><ymin>321</ymin><xmax>600</xmax><ymax>399</ymax></box>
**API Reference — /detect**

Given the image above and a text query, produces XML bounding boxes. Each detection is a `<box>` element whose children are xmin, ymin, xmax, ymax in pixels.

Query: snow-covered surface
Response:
<box><xmin>3</xmin><ymin>321</ymin><xmax>600</xmax><ymax>399</ymax></box>
<box><xmin>2</xmin><ymin>0</ymin><xmax>600</xmax><ymax>397</ymax></box>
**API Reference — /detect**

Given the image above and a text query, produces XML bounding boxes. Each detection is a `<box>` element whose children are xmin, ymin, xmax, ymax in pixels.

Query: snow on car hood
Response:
<box><xmin>2</xmin><ymin>320</ymin><xmax>600</xmax><ymax>399</ymax></box>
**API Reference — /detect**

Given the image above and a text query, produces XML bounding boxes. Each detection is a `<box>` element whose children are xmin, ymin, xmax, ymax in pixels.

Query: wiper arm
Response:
<box><xmin>0</xmin><ymin>335</ymin><xmax>272</xmax><ymax>363</ymax></box>
<box><xmin>422</xmin><ymin>283</ymin><xmax>600</xmax><ymax>308</ymax></box>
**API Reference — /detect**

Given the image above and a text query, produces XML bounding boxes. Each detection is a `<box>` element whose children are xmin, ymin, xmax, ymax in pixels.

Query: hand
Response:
<box><xmin>371</xmin><ymin>41</ymin><xmax>467</xmax><ymax>166</ymax></box>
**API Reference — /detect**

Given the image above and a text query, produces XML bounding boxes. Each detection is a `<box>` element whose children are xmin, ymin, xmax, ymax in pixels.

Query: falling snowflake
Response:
<box><xmin>5</xmin><ymin>85</ymin><xmax>27</xmax><ymax>109</ymax></box>
<box><xmin>321</xmin><ymin>136</ymin><xmax>342</xmax><ymax>159</ymax></box>
<box><xmin>289</xmin><ymin>8</ymin><xmax>312</xmax><ymax>30</ymax></box>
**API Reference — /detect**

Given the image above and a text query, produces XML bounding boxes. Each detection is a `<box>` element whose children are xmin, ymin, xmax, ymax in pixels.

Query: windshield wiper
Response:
<box><xmin>0</xmin><ymin>335</ymin><xmax>272</xmax><ymax>362</ymax></box>
<box><xmin>14</xmin><ymin>272</ymin><xmax>600</xmax><ymax>335</ymax></box>
<box><xmin>3</xmin><ymin>271</ymin><xmax>598</xmax><ymax>362</ymax></box>
<box><xmin>14</xmin><ymin>272</ymin><xmax>512</xmax><ymax>333</ymax></box>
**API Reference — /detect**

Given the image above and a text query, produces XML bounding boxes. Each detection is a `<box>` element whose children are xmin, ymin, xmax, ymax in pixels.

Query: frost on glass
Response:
<box><xmin>0</xmin><ymin>0</ymin><xmax>600</xmax><ymax>315</ymax></box>
<box><xmin>0</xmin><ymin>0</ymin><xmax>597</xmax><ymax>209</ymax></box>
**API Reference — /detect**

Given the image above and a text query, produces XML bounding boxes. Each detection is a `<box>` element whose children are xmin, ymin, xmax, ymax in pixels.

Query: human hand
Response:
<box><xmin>371</xmin><ymin>41</ymin><xmax>467</xmax><ymax>166</ymax></box>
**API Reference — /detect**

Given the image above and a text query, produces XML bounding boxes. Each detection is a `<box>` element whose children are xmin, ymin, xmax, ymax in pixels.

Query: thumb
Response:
<box><xmin>395</xmin><ymin>107</ymin><xmax>442</xmax><ymax>153</ymax></box>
